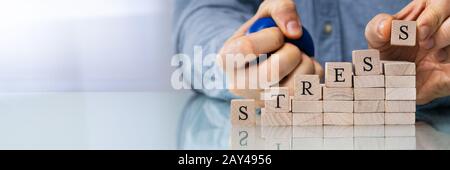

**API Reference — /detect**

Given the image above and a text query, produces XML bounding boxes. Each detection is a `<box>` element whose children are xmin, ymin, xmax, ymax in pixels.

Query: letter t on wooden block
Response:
<box><xmin>294</xmin><ymin>74</ymin><xmax>321</xmax><ymax>100</ymax></box>
<box><xmin>352</xmin><ymin>49</ymin><xmax>381</xmax><ymax>75</ymax></box>
<box><xmin>325</xmin><ymin>62</ymin><xmax>353</xmax><ymax>88</ymax></box>
<box><xmin>391</xmin><ymin>20</ymin><xmax>417</xmax><ymax>46</ymax></box>
<box><xmin>264</xmin><ymin>87</ymin><xmax>289</xmax><ymax>113</ymax></box>
<box><xmin>231</xmin><ymin>99</ymin><xmax>256</xmax><ymax>126</ymax></box>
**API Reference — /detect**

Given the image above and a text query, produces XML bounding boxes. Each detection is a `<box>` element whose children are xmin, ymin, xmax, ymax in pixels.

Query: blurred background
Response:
<box><xmin>0</xmin><ymin>0</ymin><xmax>174</xmax><ymax>92</ymax></box>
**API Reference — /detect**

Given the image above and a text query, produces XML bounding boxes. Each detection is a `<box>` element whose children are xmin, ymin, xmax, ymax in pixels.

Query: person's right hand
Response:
<box><xmin>218</xmin><ymin>0</ymin><xmax>322</xmax><ymax>106</ymax></box>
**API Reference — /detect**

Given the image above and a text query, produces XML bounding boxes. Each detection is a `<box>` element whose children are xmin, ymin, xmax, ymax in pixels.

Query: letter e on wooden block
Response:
<box><xmin>264</xmin><ymin>87</ymin><xmax>289</xmax><ymax>113</ymax></box>
<box><xmin>231</xmin><ymin>99</ymin><xmax>256</xmax><ymax>126</ymax></box>
<box><xmin>391</xmin><ymin>20</ymin><xmax>417</xmax><ymax>46</ymax></box>
<box><xmin>294</xmin><ymin>74</ymin><xmax>321</xmax><ymax>100</ymax></box>
<box><xmin>325</xmin><ymin>62</ymin><xmax>353</xmax><ymax>88</ymax></box>
<box><xmin>352</xmin><ymin>49</ymin><xmax>381</xmax><ymax>75</ymax></box>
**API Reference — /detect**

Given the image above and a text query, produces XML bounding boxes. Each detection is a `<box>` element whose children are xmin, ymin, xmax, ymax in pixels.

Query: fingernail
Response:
<box><xmin>377</xmin><ymin>19</ymin><xmax>386</xmax><ymax>38</ymax></box>
<box><xmin>421</xmin><ymin>38</ymin><xmax>434</xmax><ymax>50</ymax></box>
<box><xmin>419</xmin><ymin>26</ymin><xmax>430</xmax><ymax>41</ymax></box>
<box><xmin>287</xmin><ymin>21</ymin><xmax>300</xmax><ymax>35</ymax></box>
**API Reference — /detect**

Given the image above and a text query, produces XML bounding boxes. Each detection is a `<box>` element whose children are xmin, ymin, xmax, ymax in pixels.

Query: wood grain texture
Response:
<box><xmin>325</xmin><ymin>62</ymin><xmax>353</xmax><ymax>88</ymax></box>
<box><xmin>353</xmin><ymin>75</ymin><xmax>385</xmax><ymax>88</ymax></box>
<box><xmin>323</xmin><ymin>101</ymin><xmax>354</xmax><ymax>113</ymax></box>
<box><xmin>323</xmin><ymin>87</ymin><xmax>354</xmax><ymax>101</ymax></box>
<box><xmin>354</xmin><ymin>113</ymin><xmax>385</xmax><ymax>125</ymax></box>
<box><xmin>231</xmin><ymin>99</ymin><xmax>256</xmax><ymax>126</ymax></box>
<box><xmin>385</xmin><ymin>88</ymin><xmax>416</xmax><ymax>100</ymax></box>
<box><xmin>261</xmin><ymin>109</ymin><xmax>292</xmax><ymax>126</ymax></box>
<box><xmin>292</xmin><ymin>113</ymin><xmax>323</xmax><ymax>126</ymax></box>
<box><xmin>385</xmin><ymin>100</ymin><xmax>416</xmax><ymax>113</ymax></box>
<box><xmin>391</xmin><ymin>20</ymin><xmax>417</xmax><ymax>46</ymax></box>
<box><xmin>382</xmin><ymin>61</ymin><xmax>416</xmax><ymax>76</ymax></box>
<box><xmin>385</xmin><ymin>113</ymin><xmax>416</xmax><ymax>125</ymax></box>
<box><xmin>354</xmin><ymin>88</ymin><xmax>385</xmax><ymax>100</ymax></box>
<box><xmin>354</xmin><ymin>100</ymin><xmax>385</xmax><ymax>113</ymax></box>
<box><xmin>385</xmin><ymin>76</ymin><xmax>416</xmax><ymax>88</ymax></box>
<box><xmin>294</xmin><ymin>74</ymin><xmax>322</xmax><ymax>100</ymax></box>
<box><xmin>352</xmin><ymin>49</ymin><xmax>382</xmax><ymax>75</ymax></box>
<box><xmin>291</xmin><ymin>101</ymin><xmax>323</xmax><ymax>113</ymax></box>
<box><xmin>323</xmin><ymin>113</ymin><xmax>354</xmax><ymax>126</ymax></box>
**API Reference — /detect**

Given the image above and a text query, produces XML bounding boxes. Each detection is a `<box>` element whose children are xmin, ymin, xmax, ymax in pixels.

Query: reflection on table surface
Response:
<box><xmin>178</xmin><ymin>94</ymin><xmax>450</xmax><ymax>150</ymax></box>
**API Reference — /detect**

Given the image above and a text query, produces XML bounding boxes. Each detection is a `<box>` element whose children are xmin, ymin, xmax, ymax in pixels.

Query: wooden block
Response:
<box><xmin>323</xmin><ymin>113</ymin><xmax>353</xmax><ymax>125</ymax></box>
<box><xmin>354</xmin><ymin>137</ymin><xmax>385</xmax><ymax>150</ymax></box>
<box><xmin>352</xmin><ymin>49</ymin><xmax>382</xmax><ymax>75</ymax></box>
<box><xmin>323</xmin><ymin>101</ymin><xmax>353</xmax><ymax>113</ymax></box>
<box><xmin>291</xmin><ymin>101</ymin><xmax>323</xmax><ymax>113</ymax></box>
<box><xmin>354</xmin><ymin>125</ymin><xmax>385</xmax><ymax>137</ymax></box>
<box><xmin>385</xmin><ymin>125</ymin><xmax>415</xmax><ymax>137</ymax></box>
<box><xmin>354</xmin><ymin>101</ymin><xmax>385</xmax><ymax>113</ymax></box>
<box><xmin>323</xmin><ymin>138</ymin><xmax>354</xmax><ymax>150</ymax></box>
<box><xmin>292</xmin><ymin>113</ymin><xmax>323</xmax><ymax>126</ymax></box>
<box><xmin>294</xmin><ymin>74</ymin><xmax>322</xmax><ymax>100</ymax></box>
<box><xmin>354</xmin><ymin>88</ymin><xmax>385</xmax><ymax>100</ymax></box>
<box><xmin>385</xmin><ymin>88</ymin><xmax>416</xmax><ymax>100</ymax></box>
<box><xmin>391</xmin><ymin>20</ymin><xmax>417</xmax><ymax>46</ymax></box>
<box><xmin>325</xmin><ymin>62</ymin><xmax>353</xmax><ymax>88</ymax></box>
<box><xmin>292</xmin><ymin>138</ymin><xmax>324</xmax><ymax>150</ymax></box>
<box><xmin>323</xmin><ymin>87</ymin><xmax>354</xmax><ymax>101</ymax></box>
<box><xmin>261</xmin><ymin>109</ymin><xmax>292</xmax><ymax>126</ymax></box>
<box><xmin>264</xmin><ymin>87</ymin><xmax>289</xmax><ymax>112</ymax></box>
<box><xmin>385</xmin><ymin>113</ymin><xmax>416</xmax><ymax>125</ymax></box>
<box><xmin>354</xmin><ymin>75</ymin><xmax>385</xmax><ymax>88</ymax></box>
<box><xmin>385</xmin><ymin>137</ymin><xmax>416</xmax><ymax>150</ymax></box>
<box><xmin>324</xmin><ymin>125</ymin><xmax>354</xmax><ymax>138</ymax></box>
<box><xmin>385</xmin><ymin>76</ymin><xmax>415</xmax><ymax>88</ymax></box>
<box><xmin>231</xmin><ymin>99</ymin><xmax>256</xmax><ymax>126</ymax></box>
<box><xmin>231</xmin><ymin>126</ymin><xmax>256</xmax><ymax>150</ymax></box>
<box><xmin>354</xmin><ymin>113</ymin><xmax>385</xmax><ymax>125</ymax></box>
<box><xmin>293</xmin><ymin>126</ymin><xmax>323</xmax><ymax>138</ymax></box>
<box><xmin>385</xmin><ymin>101</ymin><xmax>416</xmax><ymax>113</ymax></box>
<box><xmin>382</xmin><ymin>61</ymin><xmax>416</xmax><ymax>76</ymax></box>
<box><xmin>261</xmin><ymin>126</ymin><xmax>292</xmax><ymax>139</ymax></box>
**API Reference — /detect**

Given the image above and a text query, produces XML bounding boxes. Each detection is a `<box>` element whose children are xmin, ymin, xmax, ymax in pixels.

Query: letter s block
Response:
<box><xmin>231</xmin><ymin>99</ymin><xmax>256</xmax><ymax>126</ymax></box>
<box><xmin>352</xmin><ymin>49</ymin><xmax>381</xmax><ymax>75</ymax></box>
<box><xmin>391</xmin><ymin>20</ymin><xmax>416</xmax><ymax>46</ymax></box>
<box><xmin>325</xmin><ymin>62</ymin><xmax>353</xmax><ymax>88</ymax></box>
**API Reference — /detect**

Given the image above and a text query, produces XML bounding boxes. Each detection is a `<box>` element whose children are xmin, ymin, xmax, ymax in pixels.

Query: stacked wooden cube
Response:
<box><xmin>230</xmin><ymin>20</ymin><xmax>418</xmax><ymax>127</ymax></box>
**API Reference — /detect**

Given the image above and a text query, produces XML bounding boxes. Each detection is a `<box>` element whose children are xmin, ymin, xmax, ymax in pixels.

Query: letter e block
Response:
<box><xmin>325</xmin><ymin>62</ymin><xmax>353</xmax><ymax>88</ymax></box>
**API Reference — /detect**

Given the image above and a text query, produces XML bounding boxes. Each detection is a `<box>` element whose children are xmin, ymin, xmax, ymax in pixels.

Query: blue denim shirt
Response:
<box><xmin>173</xmin><ymin>0</ymin><xmax>449</xmax><ymax>107</ymax></box>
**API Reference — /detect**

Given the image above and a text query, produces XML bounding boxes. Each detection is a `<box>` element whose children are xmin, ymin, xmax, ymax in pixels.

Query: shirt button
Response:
<box><xmin>324</xmin><ymin>23</ymin><xmax>333</xmax><ymax>35</ymax></box>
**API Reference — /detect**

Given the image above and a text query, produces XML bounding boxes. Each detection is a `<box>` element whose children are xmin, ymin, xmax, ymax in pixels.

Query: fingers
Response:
<box><xmin>365</xmin><ymin>13</ymin><xmax>395</xmax><ymax>49</ymax></box>
<box><xmin>256</xmin><ymin>0</ymin><xmax>302</xmax><ymax>39</ymax></box>
<box><xmin>416</xmin><ymin>0</ymin><xmax>450</xmax><ymax>49</ymax></box>
<box><xmin>431</xmin><ymin>18</ymin><xmax>450</xmax><ymax>51</ymax></box>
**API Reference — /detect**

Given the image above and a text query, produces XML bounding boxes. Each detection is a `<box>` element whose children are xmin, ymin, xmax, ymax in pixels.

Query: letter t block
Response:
<box><xmin>325</xmin><ymin>62</ymin><xmax>353</xmax><ymax>88</ymax></box>
<box><xmin>294</xmin><ymin>74</ymin><xmax>322</xmax><ymax>100</ymax></box>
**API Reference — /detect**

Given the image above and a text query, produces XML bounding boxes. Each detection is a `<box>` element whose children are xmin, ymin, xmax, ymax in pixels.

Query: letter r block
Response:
<box><xmin>325</xmin><ymin>62</ymin><xmax>353</xmax><ymax>88</ymax></box>
<box><xmin>294</xmin><ymin>74</ymin><xmax>322</xmax><ymax>100</ymax></box>
<box><xmin>231</xmin><ymin>99</ymin><xmax>256</xmax><ymax>126</ymax></box>
<box><xmin>352</xmin><ymin>49</ymin><xmax>381</xmax><ymax>75</ymax></box>
<box><xmin>391</xmin><ymin>20</ymin><xmax>416</xmax><ymax>46</ymax></box>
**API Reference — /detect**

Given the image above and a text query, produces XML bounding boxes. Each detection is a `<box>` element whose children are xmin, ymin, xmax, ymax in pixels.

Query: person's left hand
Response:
<box><xmin>365</xmin><ymin>0</ymin><xmax>450</xmax><ymax>105</ymax></box>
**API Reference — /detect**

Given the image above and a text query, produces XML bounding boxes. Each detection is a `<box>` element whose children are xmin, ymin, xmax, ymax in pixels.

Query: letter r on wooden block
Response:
<box><xmin>325</xmin><ymin>62</ymin><xmax>353</xmax><ymax>88</ymax></box>
<box><xmin>352</xmin><ymin>49</ymin><xmax>381</xmax><ymax>75</ymax></box>
<box><xmin>231</xmin><ymin>99</ymin><xmax>256</xmax><ymax>126</ymax></box>
<box><xmin>391</xmin><ymin>20</ymin><xmax>417</xmax><ymax>46</ymax></box>
<box><xmin>294</xmin><ymin>74</ymin><xmax>321</xmax><ymax>100</ymax></box>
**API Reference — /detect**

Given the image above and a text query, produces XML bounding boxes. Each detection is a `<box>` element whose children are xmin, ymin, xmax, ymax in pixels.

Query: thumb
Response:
<box><xmin>365</xmin><ymin>13</ymin><xmax>394</xmax><ymax>49</ymax></box>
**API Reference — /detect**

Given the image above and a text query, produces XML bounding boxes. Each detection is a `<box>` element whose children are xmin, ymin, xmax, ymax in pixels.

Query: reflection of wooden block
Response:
<box><xmin>385</xmin><ymin>125</ymin><xmax>416</xmax><ymax>137</ymax></box>
<box><xmin>385</xmin><ymin>101</ymin><xmax>416</xmax><ymax>113</ymax></box>
<box><xmin>231</xmin><ymin>99</ymin><xmax>256</xmax><ymax>126</ymax></box>
<box><xmin>391</xmin><ymin>20</ymin><xmax>417</xmax><ymax>46</ymax></box>
<box><xmin>293</xmin><ymin>126</ymin><xmax>323</xmax><ymax>138</ymax></box>
<box><xmin>383</xmin><ymin>61</ymin><xmax>416</xmax><ymax>76</ymax></box>
<box><xmin>325</xmin><ymin>62</ymin><xmax>353</xmax><ymax>88</ymax></box>
<box><xmin>354</xmin><ymin>113</ymin><xmax>385</xmax><ymax>125</ymax></box>
<box><xmin>323</xmin><ymin>138</ymin><xmax>354</xmax><ymax>150</ymax></box>
<box><xmin>385</xmin><ymin>88</ymin><xmax>416</xmax><ymax>100</ymax></box>
<box><xmin>354</xmin><ymin>75</ymin><xmax>385</xmax><ymax>88</ymax></box>
<box><xmin>354</xmin><ymin>101</ymin><xmax>385</xmax><ymax>113</ymax></box>
<box><xmin>354</xmin><ymin>137</ymin><xmax>385</xmax><ymax>150</ymax></box>
<box><xmin>323</xmin><ymin>113</ymin><xmax>353</xmax><ymax>125</ymax></box>
<box><xmin>261</xmin><ymin>109</ymin><xmax>292</xmax><ymax>126</ymax></box>
<box><xmin>323</xmin><ymin>101</ymin><xmax>353</xmax><ymax>113</ymax></box>
<box><xmin>323</xmin><ymin>87</ymin><xmax>354</xmax><ymax>101</ymax></box>
<box><xmin>264</xmin><ymin>87</ymin><xmax>289</xmax><ymax>112</ymax></box>
<box><xmin>261</xmin><ymin>126</ymin><xmax>292</xmax><ymax>139</ymax></box>
<box><xmin>264</xmin><ymin>138</ymin><xmax>292</xmax><ymax>150</ymax></box>
<box><xmin>385</xmin><ymin>76</ymin><xmax>415</xmax><ymax>88</ymax></box>
<box><xmin>292</xmin><ymin>138</ymin><xmax>324</xmax><ymax>150</ymax></box>
<box><xmin>231</xmin><ymin>126</ymin><xmax>256</xmax><ymax>150</ymax></box>
<box><xmin>324</xmin><ymin>125</ymin><xmax>354</xmax><ymax>138</ymax></box>
<box><xmin>354</xmin><ymin>125</ymin><xmax>385</xmax><ymax>137</ymax></box>
<box><xmin>385</xmin><ymin>113</ymin><xmax>416</xmax><ymax>125</ymax></box>
<box><xmin>354</xmin><ymin>88</ymin><xmax>385</xmax><ymax>100</ymax></box>
<box><xmin>352</xmin><ymin>49</ymin><xmax>381</xmax><ymax>75</ymax></box>
<box><xmin>385</xmin><ymin>137</ymin><xmax>416</xmax><ymax>150</ymax></box>
<box><xmin>292</xmin><ymin>113</ymin><xmax>323</xmax><ymax>126</ymax></box>
<box><xmin>291</xmin><ymin>101</ymin><xmax>323</xmax><ymax>113</ymax></box>
<box><xmin>294</xmin><ymin>75</ymin><xmax>322</xmax><ymax>100</ymax></box>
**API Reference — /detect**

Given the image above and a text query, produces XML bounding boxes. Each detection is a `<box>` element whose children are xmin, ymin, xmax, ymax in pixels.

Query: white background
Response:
<box><xmin>0</xmin><ymin>0</ymin><xmax>174</xmax><ymax>91</ymax></box>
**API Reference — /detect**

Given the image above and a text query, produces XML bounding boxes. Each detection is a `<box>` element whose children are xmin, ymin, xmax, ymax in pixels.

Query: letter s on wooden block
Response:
<box><xmin>391</xmin><ymin>20</ymin><xmax>416</xmax><ymax>46</ymax></box>
<box><xmin>352</xmin><ymin>49</ymin><xmax>381</xmax><ymax>75</ymax></box>
<box><xmin>231</xmin><ymin>99</ymin><xmax>256</xmax><ymax>126</ymax></box>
